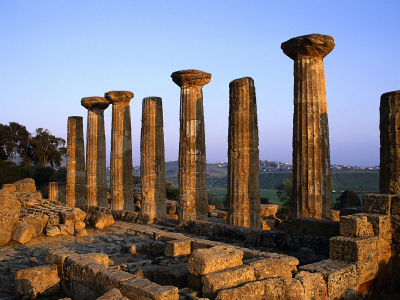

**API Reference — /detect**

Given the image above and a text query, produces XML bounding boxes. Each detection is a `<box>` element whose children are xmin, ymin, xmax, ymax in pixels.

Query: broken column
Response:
<box><xmin>49</xmin><ymin>182</ymin><xmax>66</xmax><ymax>204</ymax></box>
<box><xmin>81</xmin><ymin>97</ymin><xmax>109</xmax><ymax>207</ymax></box>
<box><xmin>140</xmin><ymin>97</ymin><xmax>166</xmax><ymax>219</ymax></box>
<box><xmin>105</xmin><ymin>91</ymin><xmax>134</xmax><ymax>211</ymax></box>
<box><xmin>227</xmin><ymin>77</ymin><xmax>261</xmax><ymax>228</ymax></box>
<box><xmin>380</xmin><ymin>90</ymin><xmax>400</xmax><ymax>194</ymax></box>
<box><xmin>66</xmin><ymin>116</ymin><xmax>86</xmax><ymax>207</ymax></box>
<box><xmin>281</xmin><ymin>34</ymin><xmax>335</xmax><ymax>219</ymax></box>
<box><xmin>171</xmin><ymin>69</ymin><xmax>211</xmax><ymax>221</ymax></box>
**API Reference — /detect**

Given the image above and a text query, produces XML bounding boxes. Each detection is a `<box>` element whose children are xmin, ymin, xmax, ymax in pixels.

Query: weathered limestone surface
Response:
<box><xmin>0</xmin><ymin>190</ymin><xmax>21</xmax><ymax>246</ymax></box>
<box><xmin>14</xmin><ymin>178</ymin><xmax>36</xmax><ymax>192</ymax></box>
<box><xmin>380</xmin><ymin>90</ymin><xmax>400</xmax><ymax>194</ymax></box>
<box><xmin>49</xmin><ymin>182</ymin><xmax>66</xmax><ymax>204</ymax></box>
<box><xmin>105</xmin><ymin>91</ymin><xmax>134</xmax><ymax>211</ymax></box>
<box><xmin>171</xmin><ymin>69</ymin><xmax>211</xmax><ymax>221</ymax></box>
<box><xmin>140</xmin><ymin>97</ymin><xmax>166</xmax><ymax>219</ymax></box>
<box><xmin>81</xmin><ymin>97</ymin><xmax>109</xmax><ymax>207</ymax></box>
<box><xmin>281</xmin><ymin>34</ymin><xmax>334</xmax><ymax>220</ymax></box>
<box><xmin>227</xmin><ymin>77</ymin><xmax>261</xmax><ymax>228</ymax></box>
<box><xmin>67</xmin><ymin>116</ymin><xmax>86</xmax><ymax>207</ymax></box>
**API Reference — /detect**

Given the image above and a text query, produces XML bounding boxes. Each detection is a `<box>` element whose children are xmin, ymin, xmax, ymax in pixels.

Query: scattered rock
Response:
<box><xmin>76</xmin><ymin>229</ymin><xmax>88</xmax><ymax>238</ymax></box>
<box><xmin>84</xmin><ymin>211</ymin><xmax>114</xmax><ymax>230</ymax></box>
<box><xmin>11</xmin><ymin>221</ymin><xmax>36</xmax><ymax>244</ymax></box>
<box><xmin>74</xmin><ymin>220</ymin><xmax>85</xmax><ymax>231</ymax></box>
<box><xmin>0</xmin><ymin>189</ymin><xmax>21</xmax><ymax>246</ymax></box>
<box><xmin>45</xmin><ymin>226</ymin><xmax>61</xmax><ymax>237</ymax></box>
<box><xmin>59</xmin><ymin>224</ymin><xmax>74</xmax><ymax>235</ymax></box>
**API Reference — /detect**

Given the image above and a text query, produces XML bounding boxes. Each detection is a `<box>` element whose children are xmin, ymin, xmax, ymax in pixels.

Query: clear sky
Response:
<box><xmin>1</xmin><ymin>1</ymin><xmax>399</xmax><ymax>167</ymax></box>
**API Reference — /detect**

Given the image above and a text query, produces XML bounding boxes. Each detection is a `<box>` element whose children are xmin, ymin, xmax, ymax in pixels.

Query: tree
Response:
<box><xmin>0</xmin><ymin>160</ymin><xmax>22</xmax><ymax>186</ymax></box>
<box><xmin>30</xmin><ymin>128</ymin><xmax>66</xmax><ymax>167</ymax></box>
<box><xmin>333</xmin><ymin>190</ymin><xmax>361</xmax><ymax>210</ymax></box>
<box><xmin>132</xmin><ymin>175</ymin><xmax>141</xmax><ymax>188</ymax></box>
<box><xmin>0</xmin><ymin>122</ymin><xmax>31</xmax><ymax>162</ymax></box>
<box><xmin>275</xmin><ymin>173</ymin><xmax>292</xmax><ymax>214</ymax></box>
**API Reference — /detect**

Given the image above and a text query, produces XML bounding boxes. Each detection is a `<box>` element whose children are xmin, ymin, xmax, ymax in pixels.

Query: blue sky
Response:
<box><xmin>1</xmin><ymin>1</ymin><xmax>399</xmax><ymax>167</ymax></box>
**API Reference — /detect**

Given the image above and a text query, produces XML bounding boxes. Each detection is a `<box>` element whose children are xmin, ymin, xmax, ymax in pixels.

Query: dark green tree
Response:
<box><xmin>0</xmin><ymin>160</ymin><xmax>22</xmax><ymax>186</ymax></box>
<box><xmin>0</xmin><ymin>122</ymin><xmax>31</xmax><ymax>162</ymax></box>
<box><xmin>132</xmin><ymin>175</ymin><xmax>141</xmax><ymax>188</ymax></box>
<box><xmin>333</xmin><ymin>190</ymin><xmax>361</xmax><ymax>210</ymax></box>
<box><xmin>275</xmin><ymin>173</ymin><xmax>292</xmax><ymax>214</ymax></box>
<box><xmin>30</xmin><ymin>128</ymin><xmax>66</xmax><ymax>167</ymax></box>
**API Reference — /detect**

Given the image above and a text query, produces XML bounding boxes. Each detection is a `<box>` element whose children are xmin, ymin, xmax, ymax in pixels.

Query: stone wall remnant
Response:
<box><xmin>140</xmin><ymin>97</ymin><xmax>166</xmax><ymax>219</ymax></box>
<box><xmin>380</xmin><ymin>90</ymin><xmax>400</xmax><ymax>194</ymax></box>
<box><xmin>48</xmin><ymin>182</ymin><xmax>66</xmax><ymax>204</ymax></box>
<box><xmin>227</xmin><ymin>77</ymin><xmax>261</xmax><ymax>228</ymax></box>
<box><xmin>171</xmin><ymin>69</ymin><xmax>211</xmax><ymax>221</ymax></box>
<box><xmin>81</xmin><ymin>97</ymin><xmax>109</xmax><ymax>207</ymax></box>
<box><xmin>66</xmin><ymin>116</ymin><xmax>86</xmax><ymax>207</ymax></box>
<box><xmin>105</xmin><ymin>91</ymin><xmax>134</xmax><ymax>211</ymax></box>
<box><xmin>281</xmin><ymin>34</ymin><xmax>335</xmax><ymax>220</ymax></box>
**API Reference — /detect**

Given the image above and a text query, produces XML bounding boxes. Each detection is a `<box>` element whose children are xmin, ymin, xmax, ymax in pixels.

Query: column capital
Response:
<box><xmin>171</xmin><ymin>69</ymin><xmax>211</xmax><ymax>88</ymax></box>
<box><xmin>81</xmin><ymin>97</ymin><xmax>110</xmax><ymax>110</ymax></box>
<box><xmin>281</xmin><ymin>34</ymin><xmax>335</xmax><ymax>60</ymax></box>
<box><xmin>105</xmin><ymin>91</ymin><xmax>134</xmax><ymax>105</ymax></box>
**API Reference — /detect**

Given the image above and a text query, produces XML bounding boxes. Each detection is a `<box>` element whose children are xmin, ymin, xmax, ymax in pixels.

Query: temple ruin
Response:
<box><xmin>227</xmin><ymin>77</ymin><xmax>261</xmax><ymax>228</ymax></box>
<box><xmin>281</xmin><ymin>34</ymin><xmax>334</xmax><ymax>220</ymax></box>
<box><xmin>140</xmin><ymin>96</ymin><xmax>167</xmax><ymax>219</ymax></box>
<box><xmin>66</xmin><ymin>116</ymin><xmax>86</xmax><ymax>207</ymax></box>
<box><xmin>105</xmin><ymin>91</ymin><xmax>135</xmax><ymax>211</ymax></box>
<box><xmin>171</xmin><ymin>69</ymin><xmax>211</xmax><ymax>221</ymax></box>
<box><xmin>81</xmin><ymin>97</ymin><xmax>109</xmax><ymax>207</ymax></box>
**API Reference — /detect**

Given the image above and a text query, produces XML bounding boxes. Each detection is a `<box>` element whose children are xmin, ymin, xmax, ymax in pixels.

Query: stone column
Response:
<box><xmin>49</xmin><ymin>182</ymin><xmax>66</xmax><ymax>204</ymax></box>
<box><xmin>105</xmin><ymin>91</ymin><xmax>134</xmax><ymax>211</ymax></box>
<box><xmin>380</xmin><ymin>91</ymin><xmax>400</xmax><ymax>194</ymax></box>
<box><xmin>81</xmin><ymin>97</ymin><xmax>109</xmax><ymax>207</ymax></box>
<box><xmin>66</xmin><ymin>116</ymin><xmax>86</xmax><ymax>207</ymax></box>
<box><xmin>227</xmin><ymin>77</ymin><xmax>261</xmax><ymax>228</ymax></box>
<box><xmin>140</xmin><ymin>97</ymin><xmax>166</xmax><ymax>219</ymax></box>
<box><xmin>281</xmin><ymin>34</ymin><xmax>335</xmax><ymax>219</ymax></box>
<box><xmin>171</xmin><ymin>69</ymin><xmax>211</xmax><ymax>221</ymax></box>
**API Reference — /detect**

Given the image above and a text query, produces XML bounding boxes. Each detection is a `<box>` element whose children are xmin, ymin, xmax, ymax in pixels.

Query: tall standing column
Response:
<box><xmin>171</xmin><ymin>69</ymin><xmax>211</xmax><ymax>221</ymax></box>
<box><xmin>66</xmin><ymin>116</ymin><xmax>86</xmax><ymax>207</ymax></box>
<box><xmin>141</xmin><ymin>97</ymin><xmax>166</xmax><ymax>219</ymax></box>
<box><xmin>227</xmin><ymin>77</ymin><xmax>261</xmax><ymax>228</ymax></box>
<box><xmin>380</xmin><ymin>91</ymin><xmax>400</xmax><ymax>194</ymax></box>
<box><xmin>105</xmin><ymin>91</ymin><xmax>134</xmax><ymax>211</ymax></box>
<box><xmin>281</xmin><ymin>34</ymin><xmax>335</xmax><ymax>220</ymax></box>
<box><xmin>81</xmin><ymin>97</ymin><xmax>109</xmax><ymax>207</ymax></box>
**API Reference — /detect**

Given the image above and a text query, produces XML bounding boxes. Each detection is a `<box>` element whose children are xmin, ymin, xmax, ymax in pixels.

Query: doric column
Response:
<box><xmin>140</xmin><ymin>97</ymin><xmax>166</xmax><ymax>219</ymax></box>
<box><xmin>49</xmin><ymin>182</ymin><xmax>66</xmax><ymax>204</ymax></box>
<box><xmin>66</xmin><ymin>116</ymin><xmax>86</xmax><ymax>207</ymax></box>
<box><xmin>171</xmin><ymin>69</ymin><xmax>211</xmax><ymax>221</ymax></box>
<box><xmin>81</xmin><ymin>97</ymin><xmax>109</xmax><ymax>207</ymax></box>
<box><xmin>105</xmin><ymin>91</ymin><xmax>134</xmax><ymax>211</ymax></box>
<box><xmin>281</xmin><ymin>34</ymin><xmax>335</xmax><ymax>219</ymax></box>
<box><xmin>380</xmin><ymin>91</ymin><xmax>400</xmax><ymax>194</ymax></box>
<box><xmin>227</xmin><ymin>77</ymin><xmax>261</xmax><ymax>228</ymax></box>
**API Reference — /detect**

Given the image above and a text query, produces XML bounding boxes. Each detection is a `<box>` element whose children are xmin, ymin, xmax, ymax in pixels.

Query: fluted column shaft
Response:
<box><xmin>282</xmin><ymin>34</ymin><xmax>335</xmax><ymax>220</ymax></box>
<box><xmin>81</xmin><ymin>97</ymin><xmax>109</xmax><ymax>207</ymax></box>
<box><xmin>227</xmin><ymin>77</ymin><xmax>261</xmax><ymax>228</ymax></box>
<box><xmin>141</xmin><ymin>97</ymin><xmax>166</xmax><ymax>219</ymax></box>
<box><xmin>105</xmin><ymin>91</ymin><xmax>134</xmax><ymax>211</ymax></box>
<box><xmin>66</xmin><ymin>116</ymin><xmax>86</xmax><ymax>207</ymax></box>
<box><xmin>380</xmin><ymin>91</ymin><xmax>400</xmax><ymax>194</ymax></box>
<box><xmin>171</xmin><ymin>69</ymin><xmax>211</xmax><ymax>221</ymax></box>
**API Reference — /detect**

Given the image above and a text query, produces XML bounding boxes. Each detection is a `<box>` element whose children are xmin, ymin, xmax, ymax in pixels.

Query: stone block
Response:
<box><xmin>45</xmin><ymin>226</ymin><xmax>61</xmax><ymax>237</ymax></box>
<box><xmin>286</xmin><ymin>218</ymin><xmax>340</xmax><ymax>237</ymax></box>
<box><xmin>191</xmin><ymin>239</ymin><xmax>222</xmax><ymax>252</ymax></box>
<box><xmin>256</xmin><ymin>252</ymin><xmax>299</xmax><ymax>272</ymax></box>
<box><xmin>46</xmin><ymin>248</ymin><xmax>75</xmax><ymax>275</ymax></box>
<box><xmin>262</xmin><ymin>277</ymin><xmax>305</xmax><ymax>300</ymax></box>
<box><xmin>340</xmin><ymin>213</ymin><xmax>374</xmax><ymax>237</ymax></box>
<box><xmin>362</xmin><ymin>194</ymin><xmax>392</xmax><ymax>215</ymax></box>
<box><xmin>187</xmin><ymin>246</ymin><xmax>243</xmax><ymax>276</ymax></box>
<box><xmin>63</xmin><ymin>255</ymin><xmax>99</xmax><ymax>282</ymax></box>
<box><xmin>62</xmin><ymin>278</ymin><xmax>101</xmax><ymax>300</ymax></box>
<box><xmin>261</xmin><ymin>219</ymin><xmax>275</xmax><ymax>230</ymax></box>
<box><xmin>330</xmin><ymin>236</ymin><xmax>379</xmax><ymax>262</ymax></box>
<box><xmin>165</xmin><ymin>239</ymin><xmax>192</xmax><ymax>257</ymax></box>
<box><xmin>259</xmin><ymin>230</ymin><xmax>286</xmax><ymax>248</ymax></box>
<box><xmin>299</xmin><ymin>259</ymin><xmax>357</xmax><ymax>296</ymax></box>
<box><xmin>188</xmin><ymin>274</ymin><xmax>202</xmax><ymax>291</ymax></box>
<box><xmin>260</xmin><ymin>204</ymin><xmax>278</xmax><ymax>218</ymax></box>
<box><xmin>201</xmin><ymin>264</ymin><xmax>256</xmax><ymax>299</ymax></box>
<box><xmin>286</xmin><ymin>233</ymin><xmax>330</xmax><ymax>255</ymax></box>
<box><xmin>2</xmin><ymin>183</ymin><xmax>16</xmax><ymax>192</ymax></box>
<box><xmin>11</xmin><ymin>221</ymin><xmax>36</xmax><ymax>244</ymax></box>
<box><xmin>120</xmin><ymin>277</ymin><xmax>179</xmax><ymax>300</ymax></box>
<box><xmin>76</xmin><ymin>229</ymin><xmax>88</xmax><ymax>237</ymax></box>
<box><xmin>217</xmin><ymin>211</ymin><xmax>227</xmax><ymax>219</ymax></box>
<box><xmin>247</xmin><ymin>258</ymin><xmax>292</xmax><ymax>280</ymax></box>
<box><xmin>59</xmin><ymin>224</ymin><xmax>74</xmax><ymax>235</ymax></box>
<box><xmin>84</xmin><ymin>211</ymin><xmax>114</xmax><ymax>230</ymax></box>
<box><xmin>367</xmin><ymin>214</ymin><xmax>392</xmax><ymax>240</ymax></box>
<box><xmin>97</xmin><ymin>288</ymin><xmax>129</xmax><ymax>300</ymax></box>
<box><xmin>331</xmin><ymin>210</ymin><xmax>340</xmax><ymax>221</ymax></box>
<box><xmin>208</xmin><ymin>205</ymin><xmax>215</xmax><ymax>214</ymax></box>
<box><xmin>153</xmin><ymin>263</ymin><xmax>190</xmax><ymax>289</ymax></box>
<box><xmin>94</xmin><ymin>268</ymin><xmax>136</xmax><ymax>294</ymax></box>
<box><xmin>21</xmin><ymin>215</ymin><xmax>44</xmax><ymax>236</ymax></box>
<box><xmin>167</xmin><ymin>213</ymin><xmax>179</xmax><ymax>220</ymax></box>
<box><xmin>15</xmin><ymin>264</ymin><xmax>60</xmax><ymax>299</ymax></box>
<box><xmin>0</xmin><ymin>190</ymin><xmax>21</xmax><ymax>246</ymax></box>
<box><xmin>75</xmin><ymin>220</ymin><xmax>85</xmax><ymax>231</ymax></box>
<box><xmin>355</xmin><ymin>257</ymin><xmax>378</xmax><ymax>285</ymax></box>
<box><xmin>82</xmin><ymin>263</ymin><xmax>108</xmax><ymax>290</ymax></box>
<box><xmin>214</xmin><ymin>281</ymin><xmax>264</xmax><ymax>300</ymax></box>
<box><xmin>295</xmin><ymin>271</ymin><xmax>327</xmax><ymax>300</ymax></box>
<box><xmin>14</xmin><ymin>178</ymin><xmax>36</xmax><ymax>192</ymax></box>
<box><xmin>392</xmin><ymin>196</ymin><xmax>400</xmax><ymax>215</ymax></box>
